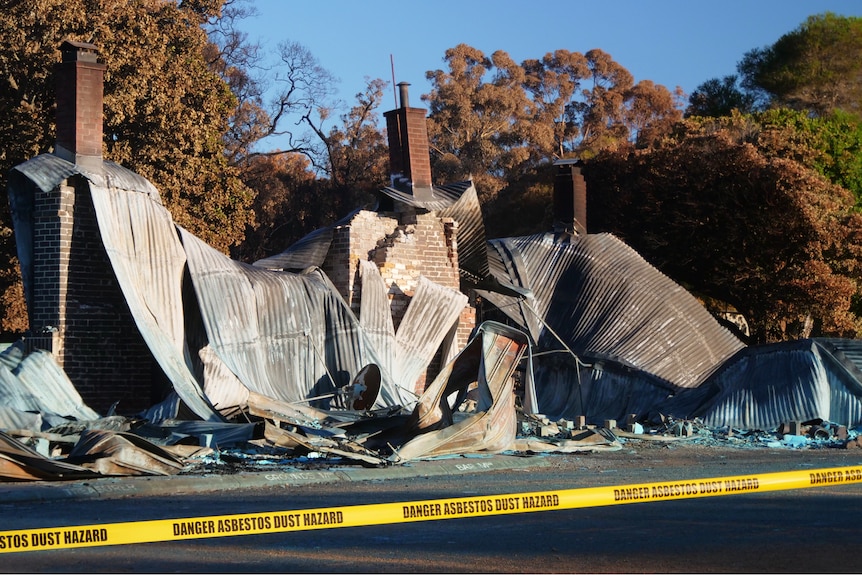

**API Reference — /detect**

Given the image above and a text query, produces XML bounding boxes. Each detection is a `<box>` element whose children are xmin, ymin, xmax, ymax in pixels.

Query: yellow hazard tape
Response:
<box><xmin>1</xmin><ymin>465</ymin><xmax>860</xmax><ymax>553</ymax></box>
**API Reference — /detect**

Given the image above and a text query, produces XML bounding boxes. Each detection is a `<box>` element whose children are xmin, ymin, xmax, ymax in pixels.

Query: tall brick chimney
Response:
<box><xmin>384</xmin><ymin>82</ymin><xmax>433</xmax><ymax>200</ymax></box>
<box><xmin>54</xmin><ymin>40</ymin><xmax>105</xmax><ymax>170</ymax></box>
<box><xmin>553</xmin><ymin>159</ymin><xmax>587</xmax><ymax>235</ymax></box>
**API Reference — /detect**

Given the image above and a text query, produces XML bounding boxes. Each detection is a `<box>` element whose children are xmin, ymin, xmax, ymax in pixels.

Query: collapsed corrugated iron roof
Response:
<box><xmin>9</xmin><ymin>154</ymin><xmax>468</xmax><ymax>424</ymax></box>
<box><xmin>478</xmin><ymin>232</ymin><xmax>746</xmax><ymax>388</ymax></box>
<box><xmin>660</xmin><ymin>339</ymin><xmax>862</xmax><ymax>429</ymax></box>
<box><xmin>8</xmin><ymin>149</ymin><xmax>862</xmax><ymax>472</ymax></box>
<box><xmin>473</xmin><ymin>232</ymin><xmax>862</xmax><ymax>429</ymax></box>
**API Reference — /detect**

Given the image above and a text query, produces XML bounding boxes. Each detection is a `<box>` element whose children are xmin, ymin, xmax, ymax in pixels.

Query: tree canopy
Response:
<box><xmin>585</xmin><ymin>113</ymin><xmax>862</xmax><ymax>343</ymax></box>
<box><xmin>690</xmin><ymin>13</ymin><xmax>862</xmax><ymax>118</ymax></box>
<box><xmin>0</xmin><ymin>0</ymin><xmax>262</xmax><ymax>334</ymax></box>
<box><xmin>2</xmin><ymin>3</ymin><xmax>862</xmax><ymax>350</ymax></box>
<box><xmin>423</xmin><ymin>43</ymin><xmax>683</xmax><ymax>223</ymax></box>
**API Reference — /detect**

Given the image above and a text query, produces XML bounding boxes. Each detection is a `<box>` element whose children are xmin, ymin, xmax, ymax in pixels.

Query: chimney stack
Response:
<box><xmin>54</xmin><ymin>40</ymin><xmax>105</xmax><ymax>170</ymax></box>
<box><xmin>384</xmin><ymin>82</ymin><xmax>433</xmax><ymax>200</ymax></box>
<box><xmin>553</xmin><ymin>159</ymin><xmax>587</xmax><ymax>235</ymax></box>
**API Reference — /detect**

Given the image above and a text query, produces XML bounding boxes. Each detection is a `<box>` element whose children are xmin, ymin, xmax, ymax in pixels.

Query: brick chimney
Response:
<box><xmin>54</xmin><ymin>40</ymin><xmax>105</xmax><ymax>170</ymax></box>
<box><xmin>384</xmin><ymin>82</ymin><xmax>433</xmax><ymax>200</ymax></box>
<box><xmin>553</xmin><ymin>159</ymin><xmax>587</xmax><ymax>235</ymax></box>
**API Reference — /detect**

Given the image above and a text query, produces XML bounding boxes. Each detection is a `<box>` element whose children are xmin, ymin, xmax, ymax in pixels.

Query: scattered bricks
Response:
<box><xmin>576</xmin><ymin>415</ymin><xmax>586</xmax><ymax>429</ymax></box>
<box><xmin>603</xmin><ymin>419</ymin><xmax>617</xmax><ymax>430</ymax></box>
<box><xmin>843</xmin><ymin>436</ymin><xmax>862</xmax><ymax>449</ymax></box>
<box><xmin>540</xmin><ymin>423</ymin><xmax>559</xmax><ymax>437</ymax></box>
<box><xmin>787</xmin><ymin>421</ymin><xmax>802</xmax><ymax>436</ymax></box>
<box><xmin>837</xmin><ymin>426</ymin><xmax>849</xmax><ymax>441</ymax></box>
<box><xmin>558</xmin><ymin>419</ymin><xmax>574</xmax><ymax>431</ymax></box>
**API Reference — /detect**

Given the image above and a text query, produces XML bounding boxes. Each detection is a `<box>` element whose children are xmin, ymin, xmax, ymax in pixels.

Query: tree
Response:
<box><xmin>0</xmin><ymin>0</ymin><xmax>256</xmax><ymax>335</ymax></box>
<box><xmin>585</xmin><ymin>115</ymin><xmax>862</xmax><ymax>343</ymax></box>
<box><xmin>424</xmin><ymin>44</ymin><xmax>682</xmax><ymax>237</ymax></box>
<box><xmin>686</xmin><ymin>75</ymin><xmax>757</xmax><ymax>117</ymax></box>
<box><xmin>424</xmin><ymin>44</ymin><xmax>532</xmax><ymax>205</ymax></box>
<box><xmin>752</xmin><ymin>108</ymin><xmax>862</xmax><ymax>205</ymax></box>
<box><xmin>231</xmin><ymin>152</ymin><xmax>318</xmax><ymax>262</ymax></box>
<box><xmin>738</xmin><ymin>12</ymin><xmax>862</xmax><ymax>117</ymax></box>
<box><xmin>322</xmin><ymin>78</ymin><xmax>389</xmax><ymax>194</ymax></box>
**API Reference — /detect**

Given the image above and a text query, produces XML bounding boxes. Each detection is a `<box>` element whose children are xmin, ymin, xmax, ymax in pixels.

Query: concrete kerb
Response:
<box><xmin>0</xmin><ymin>454</ymin><xmax>551</xmax><ymax>504</ymax></box>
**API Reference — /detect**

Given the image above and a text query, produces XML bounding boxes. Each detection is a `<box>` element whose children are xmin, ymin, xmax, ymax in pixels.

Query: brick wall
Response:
<box><xmin>323</xmin><ymin>207</ymin><xmax>476</xmax><ymax>394</ymax></box>
<box><xmin>27</xmin><ymin>176</ymin><xmax>159</xmax><ymax>415</ymax></box>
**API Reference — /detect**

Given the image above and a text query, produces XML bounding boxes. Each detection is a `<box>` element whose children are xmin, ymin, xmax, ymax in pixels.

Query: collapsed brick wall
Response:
<box><xmin>323</xmin><ymin>208</ymin><xmax>476</xmax><ymax>395</ymax></box>
<box><xmin>26</xmin><ymin>176</ymin><xmax>159</xmax><ymax>415</ymax></box>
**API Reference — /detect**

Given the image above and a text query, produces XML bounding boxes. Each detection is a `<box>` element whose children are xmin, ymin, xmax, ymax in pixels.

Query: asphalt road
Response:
<box><xmin>2</xmin><ymin>441</ymin><xmax>861</xmax><ymax>573</ymax></box>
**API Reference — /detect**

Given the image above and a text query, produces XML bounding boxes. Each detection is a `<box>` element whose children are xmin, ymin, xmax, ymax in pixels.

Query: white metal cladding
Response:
<box><xmin>0</xmin><ymin>345</ymin><xmax>99</xmax><ymax>429</ymax></box>
<box><xmin>392</xmin><ymin>274</ymin><xmax>469</xmax><ymax>392</ymax></box>
<box><xmin>180</xmin><ymin>227</ymin><xmax>411</xmax><ymax>408</ymax></box>
<box><xmin>88</xmin><ymin>182</ymin><xmax>223</xmax><ymax>422</ymax></box>
<box><xmin>358</xmin><ymin>260</ymin><xmax>396</xmax><ymax>379</ymax></box>
<box><xmin>480</xmin><ymin>232</ymin><xmax>745</xmax><ymax>389</ymax></box>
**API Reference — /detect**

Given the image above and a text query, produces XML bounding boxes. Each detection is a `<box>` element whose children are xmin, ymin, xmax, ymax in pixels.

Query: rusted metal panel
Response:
<box><xmin>0</xmin><ymin>431</ymin><xmax>98</xmax><ymax>481</ymax></box>
<box><xmin>66</xmin><ymin>429</ymin><xmax>186</xmax><ymax>476</ymax></box>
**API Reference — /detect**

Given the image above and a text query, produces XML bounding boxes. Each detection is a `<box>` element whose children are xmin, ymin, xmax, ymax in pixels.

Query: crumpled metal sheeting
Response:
<box><xmin>66</xmin><ymin>429</ymin><xmax>186</xmax><ymax>476</ymax></box>
<box><xmin>378</xmin><ymin>180</ymin><xmax>471</xmax><ymax>212</ymax></box>
<box><xmin>0</xmin><ymin>431</ymin><xmax>99</xmax><ymax>481</ymax></box>
<box><xmin>0</xmin><ymin>344</ymin><xmax>99</xmax><ymax>428</ymax></box>
<box><xmin>391</xmin><ymin>322</ymin><xmax>530</xmax><ymax>462</ymax></box>
<box><xmin>180</xmin><ymin>229</ymin><xmax>416</xmax><ymax>409</ymax></box>
<box><xmin>88</xmin><ymin>183</ymin><xmax>222</xmax><ymax>422</ymax></box>
<box><xmin>252</xmin><ymin>213</ymin><xmax>344</xmax><ymax>271</ymax></box>
<box><xmin>392</xmin><ymin>275</ymin><xmax>469</xmax><ymax>393</ymax></box>
<box><xmin>532</xmin><ymin>353</ymin><xmax>677</xmax><ymax>425</ymax></box>
<box><xmin>134</xmin><ymin>420</ymin><xmax>259</xmax><ymax>447</ymax></box>
<box><xmin>481</xmin><ymin>232</ymin><xmax>745</xmax><ymax>390</ymax></box>
<box><xmin>11</xmin><ymin>155</ymin><xmax>220</xmax><ymax>423</ymax></box>
<box><xmin>435</xmin><ymin>181</ymin><xmax>491</xmax><ymax>282</ymax></box>
<box><xmin>0</xmin><ymin>407</ymin><xmax>44</xmax><ymax>433</ymax></box>
<box><xmin>665</xmin><ymin>339</ymin><xmax>862</xmax><ymax>429</ymax></box>
<box><xmin>358</xmin><ymin>260</ymin><xmax>396</xmax><ymax>379</ymax></box>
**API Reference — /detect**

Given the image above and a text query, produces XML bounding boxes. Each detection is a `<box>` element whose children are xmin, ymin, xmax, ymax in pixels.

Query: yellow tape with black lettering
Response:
<box><xmin>1</xmin><ymin>465</ymin><xmax>860</xmax><ymax>553</ymax></box>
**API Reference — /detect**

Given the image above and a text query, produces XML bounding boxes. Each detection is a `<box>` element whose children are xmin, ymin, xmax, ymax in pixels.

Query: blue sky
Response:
<box><xmin>238</xmin><ymin>1</ymin><xmax>861</xmax><ymax>132</ymax></box>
